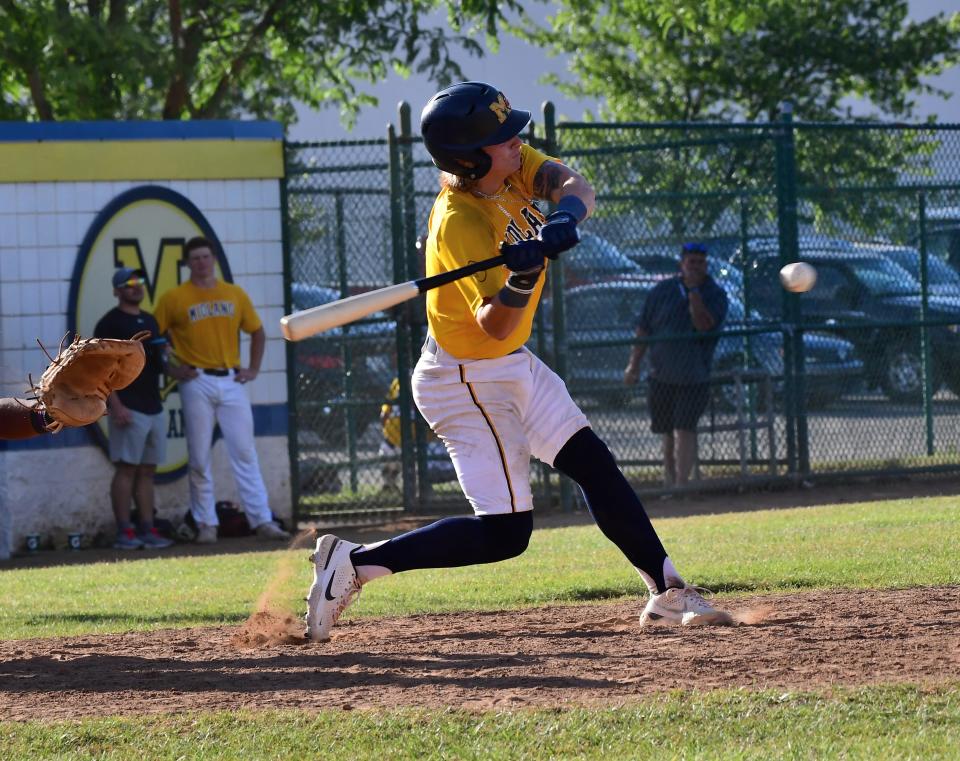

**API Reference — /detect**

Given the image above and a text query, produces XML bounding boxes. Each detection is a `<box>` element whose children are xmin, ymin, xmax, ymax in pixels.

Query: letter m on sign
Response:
<box><xmin>113</xmin><ymin>238</ymin><xmax>185</xmax><ymax>310</ymax></box>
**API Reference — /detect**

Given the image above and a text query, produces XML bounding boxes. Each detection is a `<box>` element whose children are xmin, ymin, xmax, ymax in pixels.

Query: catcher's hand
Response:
<box><xmin>31</xmin><ymin>331</ymin><xmax>148</xmax><ymax>432</ymax></box>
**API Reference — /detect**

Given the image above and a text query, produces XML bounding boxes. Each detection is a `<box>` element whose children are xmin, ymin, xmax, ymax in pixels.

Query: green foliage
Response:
<box><xmin>527</xmin><ymin>0</ymin><xmax>960</xmax><ymax>122</ymax></box>
<box><xmin>3</xmin><ymin>685</ymin><xmax>960</xmax><ymax>759</ymax></box>
<box><xmin>0</xmin><ymin>0</ymin><xmax>521</xmax><ymax>126</ymax></box>
<box><xmin>522</xmin><ymin>0</ymin><xmax>960</xmax><ymax>238</ymax></box>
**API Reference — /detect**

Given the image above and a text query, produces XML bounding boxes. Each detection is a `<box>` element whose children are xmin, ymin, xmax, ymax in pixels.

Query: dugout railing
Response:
<box><xmin>283</xmin><ymin>104</ymin><xmax>960</xmax><ymax>524</ymax></box>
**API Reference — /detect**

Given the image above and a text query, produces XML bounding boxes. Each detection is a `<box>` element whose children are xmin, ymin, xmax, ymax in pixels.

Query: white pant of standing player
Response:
<box><xmin>412</xmin><ymin>340</ymin><xmax>589</xmax><ymax>516</ymax></box>
<box><xmin>179</xmin><ymin>373</ymin><xmax>273</xmax><ymax>529</ymax></box>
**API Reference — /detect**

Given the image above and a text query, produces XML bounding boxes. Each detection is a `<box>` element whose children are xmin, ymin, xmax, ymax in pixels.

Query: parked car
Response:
<box><xmin>911</xmin><ymin>206</ymin><xmax>960</xmax><ymax>271</ymax></box>
<box><xmin>561</xmin><ymin>232</ymin><xmax>645</xmax><ymax>287</ymax></box>
<box><xmin>856</xmin><ymin>242</ymin><xmax>960</xmax><ymax>298</ymax></box>
<box><xmin>742</xmin><ymin>248</ymin><xmax>960</xmax><ymax>401</ymax></box>
<box><xmin>290</xmin><ymin>282</ymin><xmax>395</xmax><ymax>445</ymax></box>
<box><xmin>532</xmin><ymin>280</ymin><xmax>863</xmax><ymax>410</ymax></box>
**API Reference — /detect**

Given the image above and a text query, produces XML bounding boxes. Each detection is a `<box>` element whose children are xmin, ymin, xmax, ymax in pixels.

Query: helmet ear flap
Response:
<box><xmin>442</xmin><ymin>148</ymin><xmax>492</xmax><ymax>180</ymax></box>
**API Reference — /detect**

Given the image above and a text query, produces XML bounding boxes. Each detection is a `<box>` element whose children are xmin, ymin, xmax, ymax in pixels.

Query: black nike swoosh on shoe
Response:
<box><xmin>324</xmin><ymin>569</ymin><xmax>337</xmax><ymax>601</ymax></box>
<box><xmin>322</xmin><ymin>539</ymin><xmax>340</xmax><ymax>570</ymax></box>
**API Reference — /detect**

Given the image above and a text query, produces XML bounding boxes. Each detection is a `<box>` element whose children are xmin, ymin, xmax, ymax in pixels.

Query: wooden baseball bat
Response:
<box><xmin>280</xmin><ymin>248</ymin><xmax>515</xmax><ymax>342</ymax></box>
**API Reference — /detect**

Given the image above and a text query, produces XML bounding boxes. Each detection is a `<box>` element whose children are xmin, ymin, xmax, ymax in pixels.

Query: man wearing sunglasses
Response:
<box><xmin>93</xmin><ymin>267</ymin><xmax>173</xmax><ymax>550</ymax></box>
<box><xmin>624</xmin><ymin>242</ymin><xmax>729</xmax><ymax>489</ymax></box>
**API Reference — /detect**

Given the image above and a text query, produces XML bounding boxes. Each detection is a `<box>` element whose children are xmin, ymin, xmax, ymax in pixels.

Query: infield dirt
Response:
<box><xmin>2</xmin><ymin>586</ymin><xmax>959</xmax><ymax>721</ymax></box>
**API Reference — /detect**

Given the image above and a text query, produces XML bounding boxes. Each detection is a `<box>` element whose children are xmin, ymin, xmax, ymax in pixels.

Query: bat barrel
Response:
<box><xmin>280</xmin><ymin>281</ymin><xmax>419</xmax><ymax>341</ymax></box>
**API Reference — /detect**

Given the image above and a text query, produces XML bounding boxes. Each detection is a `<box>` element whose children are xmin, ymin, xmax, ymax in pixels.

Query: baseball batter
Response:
<box><xmin>305</xmin><ymin>81</ymin><xmax>732</xmax><ymax>641</ymax></box>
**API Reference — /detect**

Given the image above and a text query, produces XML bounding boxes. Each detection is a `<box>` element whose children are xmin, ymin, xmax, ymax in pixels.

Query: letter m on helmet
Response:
<box><xmin>489</xmin><ymin>94</ymin><xmax>510</xmax><ymax>124</ymax></box>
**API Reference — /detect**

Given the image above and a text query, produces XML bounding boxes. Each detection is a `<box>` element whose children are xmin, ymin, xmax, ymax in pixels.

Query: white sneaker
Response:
<box><xmin>305</xmin><ymin>535</ymin><xmax>362</xmax><ymax>642</ymax></box>
<box><xmin>255</xmin><ymin>521</ymin><xmax>291</xmax><ymax>541</ymax></box>
<box><xmin>639</xmin><ymin>585</ymin><xmax>734</xmax><ymax>627</ymax></box>
<box><xmin>195</xmin><ymin>524</ymin><xmax>218</xmax><ymax>545</ymax></box>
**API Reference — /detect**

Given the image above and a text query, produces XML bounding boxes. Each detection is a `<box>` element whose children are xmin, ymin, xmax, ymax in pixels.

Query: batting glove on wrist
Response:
<box><xmin>502</xmin><ymin>239</ymin><xmax>546</xmax><ymax>273</ymax></box>
<box><xmin>538</xmin><ymin>210</ymin><xmax>581</xmax><ymax>259</ymax></box>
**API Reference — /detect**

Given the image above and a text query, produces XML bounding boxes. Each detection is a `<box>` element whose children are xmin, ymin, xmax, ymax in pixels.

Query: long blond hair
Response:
<box><xmin>439</xmin><ymin>172</ymin><xmax>478</xmax><ymax>192</ymax></box>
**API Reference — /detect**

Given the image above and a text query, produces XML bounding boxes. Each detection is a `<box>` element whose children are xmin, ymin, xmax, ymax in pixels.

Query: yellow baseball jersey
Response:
<box><xmin>426</xmin><ymin>143</ymin><xmax>554</xmax><ymax>358</ymax></box>
<box><xmin>154</xmin><ymin>280</ymin><xmax>262</xmax><ymax>369</ymax></box>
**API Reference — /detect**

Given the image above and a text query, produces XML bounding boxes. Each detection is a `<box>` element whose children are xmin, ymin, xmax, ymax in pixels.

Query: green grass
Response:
<box><xmin>2</xmin><ymin>496</ymin><xmax>959</xmax><ymax>640</ymax></box>
<box><xmin>3</xmin><ymin>497</ymin><xmax>960</xmax><ymax>758</ymax></box>
<box><xmin>3</xmin><ymin>685</ymin><xmax>959</xmax><ymax>760</ymax></box>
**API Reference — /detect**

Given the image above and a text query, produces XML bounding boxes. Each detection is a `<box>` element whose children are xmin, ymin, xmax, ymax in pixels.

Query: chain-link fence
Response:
<box><xmin>284</xmin><ymin>108</ymin><xmax>960</xmax><ymax>523</ymax></box>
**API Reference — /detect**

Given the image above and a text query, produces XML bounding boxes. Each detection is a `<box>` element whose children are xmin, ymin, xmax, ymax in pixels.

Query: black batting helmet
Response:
<box><xmin>420</xmin><ymin>81</ymin><xmax>531</xmax><ymax>180</ymax></box>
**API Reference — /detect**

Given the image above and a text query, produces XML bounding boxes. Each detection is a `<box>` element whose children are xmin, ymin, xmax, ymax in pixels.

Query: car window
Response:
<box><xmin>745</xmin><ymin>260</ymin><xmax>781</xmax><ymax>310</ymax></box>
<box><xmin>847</xmin><ymin>257</ymin><xmax>918</xmax><ymax>296</ymax></box>
<box><xmin>889</xmin><ymin>250</ymin><xmax>960</xmax><ymax>286</ymax></box>
<box><xmin>806</xmin><ymin>265</ymin><xmax>851</xmax><ymax>304</ymax></box>
<box><xmin>925</xmin><ymin>231</ymin><xmax>953</xmax><ymax>263</ymax></box>
<box><xmin>569</xmin><ymin>235</ymin><xmax>642</xmax><ymax>277</ymax></box>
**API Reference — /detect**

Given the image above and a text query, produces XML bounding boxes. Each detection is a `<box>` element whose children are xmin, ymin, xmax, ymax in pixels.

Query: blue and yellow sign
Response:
<box><xmin>68</xmin><ymin>186</ymin><xmax>232</xmax><ymax>480</ymax></box>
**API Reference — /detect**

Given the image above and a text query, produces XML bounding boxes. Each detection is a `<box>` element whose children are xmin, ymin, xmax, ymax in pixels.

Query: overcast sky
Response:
<box><xmin>289</xmin><ymin>0</ymin><xmax>960</xmax><ymax>141</ymax></box>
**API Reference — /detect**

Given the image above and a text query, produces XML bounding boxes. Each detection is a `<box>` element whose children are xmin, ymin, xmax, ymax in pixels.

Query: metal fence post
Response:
<box><xmin>280</xmin><ymin>141</ymin><xmax>302</xmax><ymax>525</ymax></box>
<box><xmin>398</xmin><ymin>102</ymin><xmax>432</xmax><ymax>507</ymax></box>
<box><xmin>774</xmin><ymin>102</ymin><xmax>808</xmax><ymax>476</ymax></box>
<box><xmin>918</xmin><ymin>191</ymin><xmax>935</xmax><ymax>455</ymax></box>
<box><xmin>388</xmin><ymin>125</ymin><xmax>417</xmax><ymax>511</ymax></box>
<box><xmin>543</xmin><ymin>101</ymin><xmax>575</xmax><ymax>512</ymax></box>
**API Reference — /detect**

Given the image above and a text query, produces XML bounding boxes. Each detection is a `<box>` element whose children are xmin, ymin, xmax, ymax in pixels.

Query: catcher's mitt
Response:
<box><xmin>31</xmin><ymin>331</ymin><xmax>148</xmax><ymax>432</ymax></box>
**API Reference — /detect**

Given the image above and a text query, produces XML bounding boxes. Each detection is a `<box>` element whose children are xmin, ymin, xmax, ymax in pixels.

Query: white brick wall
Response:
<box><xmin>0</xmin><ymin>178</ymin><xmax>291</xmax><ymax>557</ymax></box>
<box><xmin>0</xmin><ymin>178</ymin><xmax>287</xmax><ymax>398</ymax></box>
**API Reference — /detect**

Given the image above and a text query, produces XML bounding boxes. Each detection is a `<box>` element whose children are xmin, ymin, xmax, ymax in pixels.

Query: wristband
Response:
<box><xmin>506</xmin><ymin>269</ymin><xmax>541</xmax><ymax>293</ymax></box>
<box><xmin>557</xmin><ymin>195</ymin><xmax>588</xmax><ymax>222</ymax></box>
<box><xmin>499</xmin><ymin>283</ymin><xmax>533</xmax><ymax>308</ymax></box>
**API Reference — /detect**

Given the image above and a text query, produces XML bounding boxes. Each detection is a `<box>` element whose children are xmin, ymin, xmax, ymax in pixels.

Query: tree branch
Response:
<box><xmin>162</xmin><ymin>0</ymin><xmax>185</xmax><ymax>118</ymax></box>
<box><xmin>27</xmin><ymin>67</ymin><xmax>54</xmax><ymax>120</ymax></box>
<box><xmin>196</xmin><ymin>0</ymin><xmax>285</xmax><ymax>118</ymax></box>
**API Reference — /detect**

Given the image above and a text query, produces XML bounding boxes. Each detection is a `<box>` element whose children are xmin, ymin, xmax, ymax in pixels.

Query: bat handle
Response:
<box><xmin>412</xmin><ymin>238</ymin><xmax>532</xmax><ymax>294</ymax></box>
<box><xmin>414</xmin><ymin>252</ymin><xmax>508</xmax><ymax>294</ymax></box>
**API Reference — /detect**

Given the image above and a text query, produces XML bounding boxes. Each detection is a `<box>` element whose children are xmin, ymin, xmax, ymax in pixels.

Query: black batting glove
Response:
<box><xmin>502</xmin><ymin>239</ymin><xmax>546</xmax><ymax>273</ymax></box>
<box><xmin>538</xmin><ymin>210</ymin><xmax>580</xmax><ymax>259</ymax></box>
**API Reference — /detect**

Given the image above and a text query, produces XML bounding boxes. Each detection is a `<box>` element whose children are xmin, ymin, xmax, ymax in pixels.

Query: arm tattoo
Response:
<box><xmin>533</xmin><ymin>161</ymin><xmax>567</xmax><ymax>201</ymax></box>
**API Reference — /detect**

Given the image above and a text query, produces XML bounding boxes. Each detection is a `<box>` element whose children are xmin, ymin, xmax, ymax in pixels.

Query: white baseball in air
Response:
<box><xmin>779</xmin><ymin>261</ymin><xmax>818</xmax><ymax>293</ymax></box>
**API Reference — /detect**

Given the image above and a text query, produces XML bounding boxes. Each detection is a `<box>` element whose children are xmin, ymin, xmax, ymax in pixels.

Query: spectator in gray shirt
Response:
<box><xmin>624</xmin><ymin>243</ymin><xmax>728</xmax><ymax>487</ymax></box>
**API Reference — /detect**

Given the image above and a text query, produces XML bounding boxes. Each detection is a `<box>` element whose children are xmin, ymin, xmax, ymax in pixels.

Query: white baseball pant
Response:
<box><xmin>178</xmin><ymin>373</ymin><xmax>273</xmax><ymax>529</ymax></box>
<box><xmin>412</xmin><ymin>340</ymin><xmax>589</xmax><ymax>516</ymax></box>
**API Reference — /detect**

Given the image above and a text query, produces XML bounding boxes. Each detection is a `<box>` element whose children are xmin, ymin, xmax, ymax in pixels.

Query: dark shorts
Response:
<box><xmin>648</xmin><ymin>380</ymin><xmax>710</xmax><ymax>434</ymax></box>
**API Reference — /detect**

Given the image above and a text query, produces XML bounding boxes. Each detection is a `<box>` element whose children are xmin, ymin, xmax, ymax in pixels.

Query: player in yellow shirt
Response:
<box><xmin>155</xmin><ymin>236</ymin><xmax>289</xmax><ymax>545</ymax></box>
<box><xmin>305</xmin><ymin>82</ymin><xmax>732</xmax><ymax>641</ymax></box>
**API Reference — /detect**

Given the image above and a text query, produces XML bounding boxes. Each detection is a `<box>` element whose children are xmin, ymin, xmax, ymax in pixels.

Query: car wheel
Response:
<box><xmin>880</xmin><ymin>344</ymin><xmax>941</xmax><ymax>403</ymax></box>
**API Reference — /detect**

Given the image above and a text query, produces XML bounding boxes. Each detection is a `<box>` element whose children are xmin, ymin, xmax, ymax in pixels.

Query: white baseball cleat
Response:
<box><xmin>639</xmin><ymin>585</ymin><xmax>734</xmax><ymax>627</ymax></box>
<box><xmin>305</xmin><ymin>534</ymin><xmax>363</xmax><ymax>642</ymax></box>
